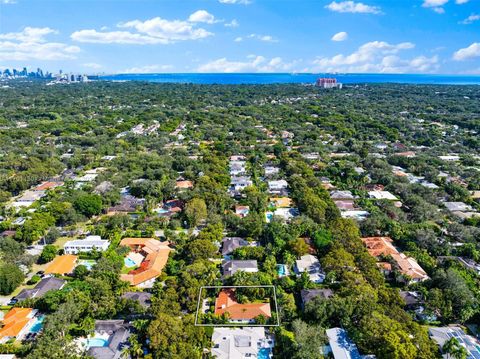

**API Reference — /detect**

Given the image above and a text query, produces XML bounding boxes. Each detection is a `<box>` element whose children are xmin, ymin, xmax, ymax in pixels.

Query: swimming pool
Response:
<box><xmin>277</xmin><ymin>264</ymin><xmax>287</xmax><ymax>276</ymax></box>
<box><xmin>79</xmin><ymin>260</ymin><xmax>96</xmax><ymax>270</ymax></box>
<box><xmin>29</xmin><ymin>316</ymin><xmax>44</xmax><ymax>333</ymax></box>
<box><xmin>86</xmin><ymin>337</ymin><xmax>109</xmax><ymax>348</ymax></box>
<box><xmin>258</xmin><ymin>348</ymin><xmax>271</xmax><ymax>359</ymax></box>
<box><xmin>124</xmin><ymin>257</ymin><xmax>137</xmax><ymax>268</ymax></box>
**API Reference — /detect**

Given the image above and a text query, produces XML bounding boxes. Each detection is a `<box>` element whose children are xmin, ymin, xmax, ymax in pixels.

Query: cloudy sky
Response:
<box><xmin>0</xmin><ymin>0</ymin><xmax>479</xmax><ymax>74</ymax></box>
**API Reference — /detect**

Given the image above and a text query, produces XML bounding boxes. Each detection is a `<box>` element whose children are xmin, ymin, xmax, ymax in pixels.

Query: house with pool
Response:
<box><xmin>81</xmin><ymin>320</ymin><xmax>130</xmax><ymax>359</ymax></box>
<box><xmin>0</xmin><ymin>308</ymin><xmax>43</xmax><ymax>343</ymax></box>
<box><xmin>211</xmin><ymin>327</ymin><xmax>274</xmax><ymax>359</ymax></box>
<box><xmin>120</xmin><ymin>237</ymin><xmax>172</xmax><ymax>288</ymax></box>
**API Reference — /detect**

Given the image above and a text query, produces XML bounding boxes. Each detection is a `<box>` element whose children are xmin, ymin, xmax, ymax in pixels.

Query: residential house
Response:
<box><xmin>221</xmin><ymin>237</ymin><xmax>249</xmax><ymax>256</ymax></box>
<box><xmin>107</xmin><ymin>195</ymin><xmax>145</xmax><ymax>215</ymax></box>
<box><xmin>175</xmin><ymin>180</ymin><xmax>193</xmax><ymax>190</ymax></box>
<box><xmin>330</xmin><ymin>190</ymin><xmax>355</xmax><ymax>200</ymax></box>
<box><xmin>121</xmin><ymin>292</ymin><xmax>152</xmax><ymax>309</ymax></box>
<box><xmin>268</xmin><ymin>180</ymin><xmax>288</xmax><ymax>194</ymax></box>
<box><xmin>230</xmin><ymin>176</ymin><xmax>253</xmax><ymax>194</ymax></box>
<box><xmin>222</xmin><ymin>260</ymin><xmax>258</xmax><ymax>277</ymax></box>
<box><xmin>44</xmin><ymin>255</ymin><xmax>78</xmax><ymax>275</ymax></box>
<box><xmin>439</xmin><ymin>154</ymin><xmax>460</xmax><ymax>162</ymax></box>
<box><xmin>63</xmin><ymin>235</ymin><xmax>110</xmax><ymax>254</ymax></box>
<box><xmin>229</xmin><ymin>161</ymin><xmax>247</xmax><ymax>176</ymax></box>
<box><xmin>340</xmin><ymin>210</ymin><xmax>369</xmax><ymax>221</ymax></box>
<box><xmin>87</xmin><ymin>320</ymin><xmax>131</xmax><ymax>359</ymax></box>
<box><xmin>294</xmin><ymin>254</ymin><xmax>325</xmax><ymax>283</ymax></box>
<box><xmin>214</xmin><ymin>289</ymin><xmax>271</xmax><ymax>323</ymax></box>
<box><xmin>211</xmin><ymin>327</ymin><xmax>274</xmax><ymax>359</ymax></box>
<box><xmin>395</xmin><ymin>151</ymin><xmax>416</xmax><ymax>158</ymax></box>
<box><xmin>269</xmin><ymin>197</ymin><xmax>292</xmax><ymax>208</ymax></box>
<box><xmin>15</xmin><ymin>277</ymin><xmax>66</xmax><ymax>302</ymax></box>
<box><xmin>429</xmin><ymin>326</ymin><xmax>480</xmax><ymax>359</ymax></box>
<box><xmin>361</xmin><ymin>237</ymin><xmax>428</xmax><ymax>283</ymax></box>
<box><xmin>234</xmin><ymin>205</ymin><xmax>250</xmax><ymax>218</ymax></box>
<box><xmin>326</xmin><ymin>327</ymin><xmax>371</xmax><ymax>359</ymax></box>
<box><xmin>264</xmin><ymin>166</ymin><xmax>279</xmax><ymax>177</ymax></box>
<box><xmin>33</xmin><ymin>181</ymin><xmax>63</xmax><ymax>191</ymax></box>
<box><xmin>0</xmin><ymin>308</ymin><xmax>36</xmax><ymax>343</ymax></box>
<box><xmin>120</xmin><ymin>238</ymin><xmax>172</xmax><ymax>287</ymax></box>
<box><xmin>265</xmin><ymin>208</ymin><xmax>300</xmax><ymax>223</ymax></box>
<box><xmin>444</xmin><ymin>201</ymin><xmax>474</xmax><ymax>212</ymax></box>
<box><xmin>300</xmin><ymin>289</ymin><xmax>334</xmax><ymax>308</ymax></box>
<box><xmin>368</xmin><ymin>190</ymin><xmax>398</xmax><ymax>201</ymax></box>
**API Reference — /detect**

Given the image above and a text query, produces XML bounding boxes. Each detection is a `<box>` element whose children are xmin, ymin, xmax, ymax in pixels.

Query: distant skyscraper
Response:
<box><xmin>316</xmin><ymin>78</ymin><xmax>342</xmax><ymax>89</ymax></box>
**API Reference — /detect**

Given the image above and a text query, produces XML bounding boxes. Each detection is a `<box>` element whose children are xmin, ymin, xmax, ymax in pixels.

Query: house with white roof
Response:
<box><xmin>326</xmin><ymin>327</ymin><xmax>372</xmax><ymax>359</ymax></box>
<box><xmin>268</xmin><ymin>180</ymin><xmax>288</xmax><ymax>194</ymax></box>
<box><xmin>211</xmin><ymin>327</ymin><xmax>274</xmax><ymax>359</ymax></box>
<box><xmin>64</xmin><ymin>235</ymin><xmax>110</xmax><ymax>254</ymax></box>
<box><xmin>294</xmin><ymin>254</ymin><xmax>324</xmax><ymax>283</ymax></box>
<box><xmin>368</xmin><ymin>190</ymin><xmax>398</xmax><ymax>201</ymax></box>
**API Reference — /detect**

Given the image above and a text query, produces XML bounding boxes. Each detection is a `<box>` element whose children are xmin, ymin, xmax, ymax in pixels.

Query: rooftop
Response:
<box><xmin>214</xmin><ymin>289</ymin><xmax>271</xmax><ymax>321</ymax></box>
<box><xmin>44</xmin><ymin>254</ymin><xmax>78</xmax><ymax>275</ymax></box>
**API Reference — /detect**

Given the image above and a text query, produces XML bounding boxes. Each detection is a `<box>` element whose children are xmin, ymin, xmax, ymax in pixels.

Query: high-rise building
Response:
<box><xmin>315</xmin><ymin>77</ymin><xmax>343</xmax><ymax>89</ymax></box>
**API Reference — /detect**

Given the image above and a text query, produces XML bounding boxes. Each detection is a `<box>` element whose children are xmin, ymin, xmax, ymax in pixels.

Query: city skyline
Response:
<box><xmin>0</xmin><ymin>0</ymin><xmax>479</xmax><ymax>74</ymax></box>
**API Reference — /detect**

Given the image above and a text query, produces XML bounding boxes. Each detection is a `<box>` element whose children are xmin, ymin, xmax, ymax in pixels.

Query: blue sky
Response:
<box><xmin>0</xmin><ymin>0</ymin><xmax>479</xmax><ymax>74</ymax></box>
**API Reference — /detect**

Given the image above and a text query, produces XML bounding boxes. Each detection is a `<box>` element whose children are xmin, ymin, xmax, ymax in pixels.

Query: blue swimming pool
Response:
<box><xmin>277</xmin><ymin>265</ymin><xmax>287</xmax><ymax>276</ymax></box>
<box><xmin>79</xmin><ymin>260</ymin><xmax>96</xmax><ymax>270</ymax></box>
<box><xmin>124</xmin><ymin>257</ymin><xmax>136</xmax><ymax>268</ymax></box>
<box><xmin>258</xmin><ymin>348</ymin><xmax>271</xmax><ymax>359</ymax></box>
<box><xmin>29</xmin><ymin>316</ymin><xmax>44</xmax><ymax>333</ymax></box>
<box><xmin>87</xmin><ymin>337</ymin><xmax>109</xmax><ymax>348</ymax></box>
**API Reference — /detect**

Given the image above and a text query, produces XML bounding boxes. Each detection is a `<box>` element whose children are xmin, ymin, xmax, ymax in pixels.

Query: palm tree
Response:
<box><xmin>442</xmin><ymin>337</ymin><xmax>468</xmax><ymax>359</ymax></box>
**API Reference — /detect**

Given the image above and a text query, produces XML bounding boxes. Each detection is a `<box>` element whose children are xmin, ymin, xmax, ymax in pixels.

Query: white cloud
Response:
<box><xmin>422</xmin><ymin>0</ymin><xmax>448</xmax><ymax>6</ymax></box>
<box><xmin>453</xmin><ymin>43</ymin><xmax>480</xmax><ymax>61</ymax></box>
<box><xmin>1</xmin><ymin>0</ymin><xmax>17</xmax><ymax>4</ymax></box>
<box><xmin>188</xmin><ymin>10</ymin><xmax>216</xmax><ymax>24</ymax></box>
<box><xmin>0</xmin><ymin>27</ymin><xmax>80</xmax><ymax>61</ymax></box>
<box><xmin>72</xmin><ymin>14</ymin><xmax>213</xmax><ymax>45</ymax></box>
<box><xmin>119</xmin><ymin>17</ymin><xmax>213</xmax><ymax>41</ymax></box>
<box><xmin>325</xmin><ymin>1</ymin><xmax>382</xmax><ymax>14</ymax></box>
<box><xmin>460</xmin><ymin>14</ymin><xmax>480</xmax><ymax>24</ymax></box>
<box><xmin>225</xmin><ymin>19</ymin><xmax>239</xmax><ymax>27</ymax></box>
<box><xmin>234</xmin><ymin>34</ymin><xmax>277</xmax><ymax>42</ymax></box>
<box><xmin>331</xmin><ymin>31</ymin><xmax>348</xmax><ymax>41</ymax></box>
<box><xmin>311</xmin><ymin>40</ymin><xmax>438</xmax><ymax>73</ymax></box>
<box><xmin>121</xmin><ymin>64</ymin><xmax>174</xmax><ymax>73</ymax></box>
<box><xmin>456</xmin><ymin>0</ymin><xmax>469</xmax><ymax>4</ymax></box>
<box><xmin>247</xmin><ymin>34</ymin><xmax>278</xmax><ymax>42</ymax></box>
<box><xmin>422</xmin><ymin>0</ymin><xmax>448</xmax><ymax>13</ymax></box>
<box><xmin>71</xmin><ymin>30</ymin><xmax>169</xmax><ymax>44</ymax></box>
<box><xmin>219</xmin><ymin>0</ymin><xmax>251</xmax><ymax>4</ymax></box>
<box><xmin>0</xmin><ymin>26</ymin><xmax>57</xmax><ymax>42</ymax></box>
<box><xmin>433</xmin><ymin>6</ymin><xmax>445</xmax><ymax>13</ymax></box>
<box><xmin>83</xmin><ymin>63</ymin><xmax>102</xmax><ymax>69</ymax></box>
<box><xmin>197</xmin><ymin>55</ymin><xmax>295</xmax><ymax>72</ymax></box>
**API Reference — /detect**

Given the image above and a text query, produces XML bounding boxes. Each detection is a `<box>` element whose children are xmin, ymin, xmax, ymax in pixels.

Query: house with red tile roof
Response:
<box><xmin>0</xmin><ymin>308</ymin><xmax>35</xmax><ymax>342</ymax></box>
<box><xmin>120</xmin><ymin>238</ymin><xmax>172</xmax><ymax>288</ymax></box>
<box><xmin>361</xmin><ymin>237</ymin><xmax>428</xmax><ymax>283</ymax></box>
<box><xmin>214</xmin><ymin>289</ymin><xmax>271</xmax><ymax>323</ymax></box>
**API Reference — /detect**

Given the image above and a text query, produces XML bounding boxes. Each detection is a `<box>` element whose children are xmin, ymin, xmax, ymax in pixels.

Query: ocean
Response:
<box><xmin>100</xmin><ymin>73</ymin><xmax>480</xmax><ymax>85</ymax></box>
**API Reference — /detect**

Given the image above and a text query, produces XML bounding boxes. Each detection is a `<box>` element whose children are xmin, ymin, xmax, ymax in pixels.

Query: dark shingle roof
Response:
<box><xmin>121</xmin><ymin>292</ymin><xmax>152</xmax><ymax>308</ymax></box>
<box><xmin>300</xmin><ymin>289</ymin><xmax>334</xmax><ymax>305</ymax></box>
<box><xmin>15</xmin><ymin>277</ymin><xmax>66</xmax><ymax>301</ymax></box>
